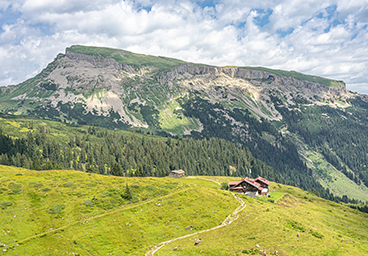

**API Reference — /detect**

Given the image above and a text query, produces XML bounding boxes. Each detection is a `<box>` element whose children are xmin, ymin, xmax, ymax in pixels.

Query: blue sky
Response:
<box><xmin>1</xmin><ymin>0</ymin><xmax>368</xmax><ymax>94</ymax></box>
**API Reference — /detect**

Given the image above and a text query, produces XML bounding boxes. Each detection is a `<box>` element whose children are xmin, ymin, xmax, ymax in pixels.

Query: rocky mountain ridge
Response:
<box><xmin>0</xmin><ymin>46</ymin><xmax>351</xmax><ymax>128</ymax></box>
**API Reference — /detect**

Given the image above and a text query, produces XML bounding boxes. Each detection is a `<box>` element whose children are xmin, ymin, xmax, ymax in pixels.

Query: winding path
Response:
<box><xmin>145</xmin><ymin>177</ymin><xmax>246</xmax><ymax>256</ymax></box>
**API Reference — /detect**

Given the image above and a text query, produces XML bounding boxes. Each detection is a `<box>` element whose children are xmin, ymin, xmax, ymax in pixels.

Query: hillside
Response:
<box><xmin>0</xmin><ymin>166</ymin><xmax>367</xmax><ymax>255</ymax></box>
<box><xmin>1</xmin><ymin>45</ymin><xmax>368</xmax><ymax>203</ymax></box>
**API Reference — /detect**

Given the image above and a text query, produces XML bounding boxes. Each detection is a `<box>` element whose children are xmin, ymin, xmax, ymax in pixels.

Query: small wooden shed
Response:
<box><xmin>169</xmin><ymin>170</ymin><xmax>185</xmax><ymax>178</ymax></box>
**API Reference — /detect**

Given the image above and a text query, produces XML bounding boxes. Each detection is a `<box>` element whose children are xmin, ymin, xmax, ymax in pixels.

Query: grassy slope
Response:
<box><xmin>0</xmin><ymin>114</ymin><xmax>167</xmax><ymax>145</ymax></box>
<box><xmin>158</xmin><ymin>183</ymin><xmax>368</xmax><ymax>256</ymax></box>
<box><xmin>305</xmin><ymin>149</ymin><xmax>368</xmax><ymax>201</ymax></box>
<box><xmin>66</xmin><ymin>45</ymin><xmax>189</xmax><ymax>72</ymax></box>
<box><xmin>288</xmin><ymin>132</ymin><xmax>368</xmax><ymax>202</ymax></box>
<box><xmin>0</xmin><ymin>166</ymin><xmax>239</xmax><ymax>255</ymax></box>
<box><xmin>239</xmin><ymin>66</ymin><xmax>344</xmax><ymax>88</ymax></box>
<box><xmin>1</xmin><ymin>166</ymin><xmax>367</xmax><ymax>255</ymax></box>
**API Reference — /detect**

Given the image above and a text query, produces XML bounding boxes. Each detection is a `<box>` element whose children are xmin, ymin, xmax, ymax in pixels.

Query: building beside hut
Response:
<box><xmin>169</xmin><ymin>170</ymin><xmax>185</xmax><ymax>178</ymax></box>
<box><xmin>228</xmin><ymin>176</ymin><xmax>270</xmax><ymax>197</ymax></box>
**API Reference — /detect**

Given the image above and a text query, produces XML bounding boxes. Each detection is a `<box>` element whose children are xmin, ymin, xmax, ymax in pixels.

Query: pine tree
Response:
<box><xmin>31</xmin><ymin>156</ymin><xmax>41</xmax><ymax>170</ymax></box>
<box><xmin>123</xmin><ymin>183</ymin><xmax>132</xmax><ymax>200</ymax></box>
<box><xmin>111</xmin><ymin>162</ymin><xmax>122</xmax><ymax>176</ymax></box>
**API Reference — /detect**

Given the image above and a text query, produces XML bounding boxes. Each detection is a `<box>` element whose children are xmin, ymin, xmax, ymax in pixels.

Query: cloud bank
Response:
<box><xmin>1</xmin><ymin>0</ymin><xmax>368</xmax><ymax>93</ymax></box>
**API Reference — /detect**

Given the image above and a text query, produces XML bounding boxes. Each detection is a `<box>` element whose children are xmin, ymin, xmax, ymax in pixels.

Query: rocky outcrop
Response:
<box><xmin>164</xmin><ymin>64</ymin><xmax>347</xmax><ymax>98</ymax></box>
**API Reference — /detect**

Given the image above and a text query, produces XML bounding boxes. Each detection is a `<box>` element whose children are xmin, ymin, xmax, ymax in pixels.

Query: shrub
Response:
<box><xmin>242</xmin><ymin>248</ymin><xmax>259</xmax><ymax>254</ymax></box>
<box><xmin>310</xmin><ymin>230</ymin><xmax>324</xmax><ymax>239</ymax></box>
<box><xmin>221</xmin><ymin>182</ymin><xmax>229</xmax><ymax>190</ymax></box>
<box><xmin>83</xmin><ymin>199</ymin><xmax>93</xmax><ymax>207</ymax></box>
<box><xmin>47</xmin><ymin>204</ymin><xmax>66</xmax><ymax>214</ymax></box>
<box><xmin>283</xmin><ymin>219</ymin><xmax>306</xmax><ymax>232</ymax></box>
<box><xmin>0</xmin><ymin>201</ymin><xmax>13</xmax><ymax>209</ymax></box>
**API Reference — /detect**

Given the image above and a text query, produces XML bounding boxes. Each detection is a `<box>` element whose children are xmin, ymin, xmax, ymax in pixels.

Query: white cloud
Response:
<box><xmin>0</xmin><ymin>0</ymin><xmax>368</xmax><ymax>94</ymax></box>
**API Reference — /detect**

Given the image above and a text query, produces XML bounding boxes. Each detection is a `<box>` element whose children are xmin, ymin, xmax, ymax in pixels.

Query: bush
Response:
<box><xmin>242</xmin><ymin>248</ymin><xmax>259</xmax><ymax>254</ymax></box>
<box><xmin>83</xmin><ymin>199</ymin><xmax>94</xmax><ymax>207</ymax></box>
<box><xmin>1</xmin><ymin>201</ymin><xmax>13</xmax><ymax>209</ymax></box>
<box><xmin>47</xmin><ymin>204</ymin><xmax>66</xmax><ymax>214</ymax></box>
<box><xmin>221</xmin><ymin>182</ymin><xmax>229</xmax><ymax>190</ymax></box>
<box><xmin>310</xmin><ymin>230</ymin><xmax>324</xmax><ymax>239</ymax></box>
<box><xmin>283</xmin><ymin>219</ymin><xmax>306</xmax><ymax>232</ymax></box>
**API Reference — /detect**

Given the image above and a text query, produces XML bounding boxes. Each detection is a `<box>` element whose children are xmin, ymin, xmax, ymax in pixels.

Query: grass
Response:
<box><xmin>67</xmin><ymin>45</ymin><xmax>189</xmax><ymax>72</ymax></box>
<box><xmin>158</xmin><ymin>183</ymin><xmax>368</xmax><ymax>255</ymax></box>
<box><xmin>0</xmin><ymin>166</ymin><xmax>238</xmax><ymax>255</ymax></box>
<box><xmin>1</xmin><ymin>167</ymin><xmax>368</xmax><ymax>255</ymax></box>
<box><xmin>237</xmin><ymin>66</ymin><xmax>344</xmax><ymax>88</ymax></box>
<box><xmin>0</xmin><ymin>114</ymin><xmax>170</xmax><ymax>146</ymax></box>
<box><xmin>304</xmin><ymin>149</ymin><xmax>368</xmax><ymax>202</ymax></box>
<box><xmin>159</xmin><ymin>100</ymin><xmax>201</xmax><ymax>135</ymax></box>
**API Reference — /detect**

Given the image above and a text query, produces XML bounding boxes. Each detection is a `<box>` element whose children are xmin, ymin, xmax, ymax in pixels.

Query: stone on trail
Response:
<box><xmin>194</xmin><ymin>239</ymin><xmax>202</xmax><ymax>246</ymax></box>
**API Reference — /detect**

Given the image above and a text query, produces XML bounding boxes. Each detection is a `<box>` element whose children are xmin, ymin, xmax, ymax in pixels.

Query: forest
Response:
<box><xmin>0</xmin><ymin>120</ymin><xmax>282</xmax><ymax>181</ymax></box>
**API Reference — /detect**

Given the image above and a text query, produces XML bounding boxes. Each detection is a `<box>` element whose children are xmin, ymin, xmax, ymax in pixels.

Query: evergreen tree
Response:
<box><xmin>111</xmin><ymin>162</ymin><xmax>122</xmax><ymax>176</ymax></box>
<box><xmin>31</xmin><ymin>156</ymin><xmax>41</xmax><ymax>170</ymax></box>
<box><xmin>123</xmin><ymin>183</ymin><xmax>132</xmax><ymax>200</ymax></box>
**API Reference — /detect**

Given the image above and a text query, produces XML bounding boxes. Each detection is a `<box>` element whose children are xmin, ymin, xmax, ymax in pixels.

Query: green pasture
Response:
<box><xmin>0</xmin><ymin>166</ymin><xmax>238</xmax><ymax>255</ymax></box>
<box><xmin>158</xmin><ymin>183</ymin><xmax>368</xmax><ymax>256</ymax></box>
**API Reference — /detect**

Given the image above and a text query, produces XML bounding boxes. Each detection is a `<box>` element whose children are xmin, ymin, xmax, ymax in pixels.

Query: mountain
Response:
<box><xmin>0</xmin><ymin>166</ymin><xmax>367</xmax><ymax>255</ymax></box>
<box><xmin>1</xmin><ymin>45</ymin><xmax>368</xmax><ymax>202</ymax></box>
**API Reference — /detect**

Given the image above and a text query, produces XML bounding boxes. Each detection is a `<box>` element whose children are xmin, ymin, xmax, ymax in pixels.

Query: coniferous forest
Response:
<box><xmin>0</xmin><ymin>118</ymin><xmax>282</xmax><ymax>181</ymax></box>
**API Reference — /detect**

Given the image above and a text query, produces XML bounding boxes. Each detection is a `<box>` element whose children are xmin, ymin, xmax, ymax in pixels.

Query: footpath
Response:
<box><xmin>145</xmin><ymin>177</ymin><xmax>246</xmax><ymax>256</ymax></box>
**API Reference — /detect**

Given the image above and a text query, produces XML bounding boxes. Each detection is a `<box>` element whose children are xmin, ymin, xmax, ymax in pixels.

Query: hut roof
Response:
<box><xmin>170</xmin><ymin>170</ymin><xmax>185</xmax><ymax>174</ymax></box>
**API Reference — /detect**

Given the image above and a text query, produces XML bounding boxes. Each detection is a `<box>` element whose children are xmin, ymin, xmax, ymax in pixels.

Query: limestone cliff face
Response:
<box><xmin>164</xmin><ymin>64</ymin><xmax>347</xmax><ymax>99</ymax></box>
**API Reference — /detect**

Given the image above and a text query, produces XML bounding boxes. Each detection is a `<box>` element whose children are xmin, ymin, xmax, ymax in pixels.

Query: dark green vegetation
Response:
<box><xmin>272</xmin><ymin>96</ymin><xmax>368</xmax><ymax>187</ymax></box>
<box><xmin>0</xmin><ymin>115</ymin><xmax>283</xmax><ymax>181</ymax></box>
